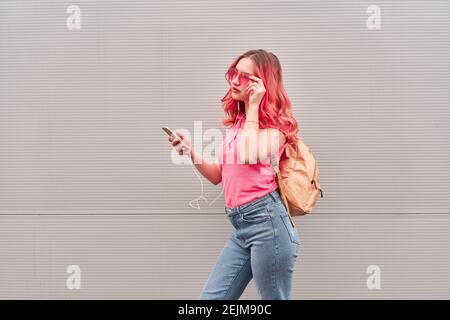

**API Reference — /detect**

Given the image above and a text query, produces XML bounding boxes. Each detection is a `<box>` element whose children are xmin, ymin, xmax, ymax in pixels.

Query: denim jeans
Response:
<box><xmin>198</xmin><ymin>189</ymin><xmax>300</xmax><ymax>300</ymax></box>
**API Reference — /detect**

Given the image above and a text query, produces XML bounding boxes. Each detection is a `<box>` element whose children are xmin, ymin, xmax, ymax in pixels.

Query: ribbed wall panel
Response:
<box><xmin>1</xmin><ymin>214</ymin><xmax>449</xmax><ymax>299</ymax></box>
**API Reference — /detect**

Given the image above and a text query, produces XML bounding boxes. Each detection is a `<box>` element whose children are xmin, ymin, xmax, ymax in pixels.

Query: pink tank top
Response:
<box><xmin>216</xmin><ymin>113</ymin><xmax>286</xmax><ymax>208</ymax></box>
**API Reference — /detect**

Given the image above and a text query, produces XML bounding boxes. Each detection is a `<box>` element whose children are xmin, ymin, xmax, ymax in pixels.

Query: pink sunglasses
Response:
<box><xmin>225</xmin><ymin>67</ymin><xmax>252</xmax><ymax>85</ymax></box>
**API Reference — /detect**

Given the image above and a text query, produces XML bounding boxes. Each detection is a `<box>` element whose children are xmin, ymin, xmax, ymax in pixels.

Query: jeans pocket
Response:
<box><xmin>240</xmin><ymin>206</ymin><xmax>272</xmax><ymax>223</ymax></box>
<box><xmin>280</xmin><ymin>210</ymin><xmax>300</xmax><ymax>245</ymax></box>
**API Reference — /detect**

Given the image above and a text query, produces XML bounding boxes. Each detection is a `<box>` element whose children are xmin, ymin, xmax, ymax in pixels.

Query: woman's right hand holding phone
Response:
<box><xmin>168</xmin><ymin>131</ymin><xmax>192</xmax><ymax>157</ymax></box>
<box><xmin>167</xmin><ymin>130</ymin><xmax>222</xmax><ymax>185</ymax></box>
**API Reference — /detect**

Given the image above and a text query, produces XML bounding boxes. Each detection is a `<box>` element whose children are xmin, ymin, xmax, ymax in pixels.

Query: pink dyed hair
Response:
<box><xmin>220</xmin><ymin>49</ymin><xmax>300</xmax><ymax>145</ymax></box>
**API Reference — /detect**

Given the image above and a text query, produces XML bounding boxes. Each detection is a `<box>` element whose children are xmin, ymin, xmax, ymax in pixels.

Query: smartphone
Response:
<box><xmin>162</xmin><ymin>127</ymin><xmax>188</xmax><ymax>148</ymax></box>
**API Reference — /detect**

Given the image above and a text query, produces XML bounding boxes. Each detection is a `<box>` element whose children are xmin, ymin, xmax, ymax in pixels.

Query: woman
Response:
<box><xmin>168</xmin><ymin>49</ymin><xmax>301</xmax><ymax>300</ymax></box>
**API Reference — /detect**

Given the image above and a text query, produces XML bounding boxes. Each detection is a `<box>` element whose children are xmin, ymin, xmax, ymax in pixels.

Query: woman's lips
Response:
<box><xmin>232</xmin><ymin>88</ymin><xmax>240</xmax><ymax>93</ymax></box>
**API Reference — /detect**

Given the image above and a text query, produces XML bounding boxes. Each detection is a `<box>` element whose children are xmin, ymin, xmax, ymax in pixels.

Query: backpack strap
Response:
<box><xmin>270</xmin><ymin>141</ymin><xmax>287</xmax><ymax>174</ymax></box>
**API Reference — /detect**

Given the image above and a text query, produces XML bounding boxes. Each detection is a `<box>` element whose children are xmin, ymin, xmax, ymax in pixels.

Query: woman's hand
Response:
<box><xmin>245</xmin><ymin>75</ymin><xmax>266</xmax><ymax>107</ymax></box>
<box><xmin>168</xmin><ymin>131</ymin><xmax>192</xmax><ymax>157</ymax></box>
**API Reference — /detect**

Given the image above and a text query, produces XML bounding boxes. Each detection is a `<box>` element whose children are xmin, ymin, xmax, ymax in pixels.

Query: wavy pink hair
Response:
<box><xmin>220</xmin><ymin>49</ymin><xmax>300</xmax><ymax>145</ymax></box>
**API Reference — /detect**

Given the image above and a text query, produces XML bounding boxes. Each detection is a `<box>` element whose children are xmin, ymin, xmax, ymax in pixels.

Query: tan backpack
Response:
<box><xmin>271</xmin><ymin>139</ymin><xmax>324</xmax><ymax>225</ymax></box>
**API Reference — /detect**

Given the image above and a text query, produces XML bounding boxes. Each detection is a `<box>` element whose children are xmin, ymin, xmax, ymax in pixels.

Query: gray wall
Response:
<box><xmin>0</xmin><ymin>0</ymin><xmax>449</xmax><ymax>299</ymax></box>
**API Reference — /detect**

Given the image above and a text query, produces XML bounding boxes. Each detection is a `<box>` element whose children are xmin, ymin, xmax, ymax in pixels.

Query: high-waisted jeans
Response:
<box><xmin>198</xmin><ymin>189</ymin><xmax>300</xmax><ymax>300</ymax></box>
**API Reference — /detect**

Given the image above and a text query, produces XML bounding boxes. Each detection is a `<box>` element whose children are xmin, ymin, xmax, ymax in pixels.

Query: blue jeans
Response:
<box><xmin>198</xmin><ymin>189</ymin><xmax>300</xmax><ymax>300</ymax></box>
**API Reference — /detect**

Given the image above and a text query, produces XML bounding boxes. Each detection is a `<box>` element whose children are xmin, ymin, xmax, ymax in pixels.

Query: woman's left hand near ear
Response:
<box><xmin>246</xmin><ymin>75</ymin><xmax>266</xmax><ymax>108</ymax></box>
